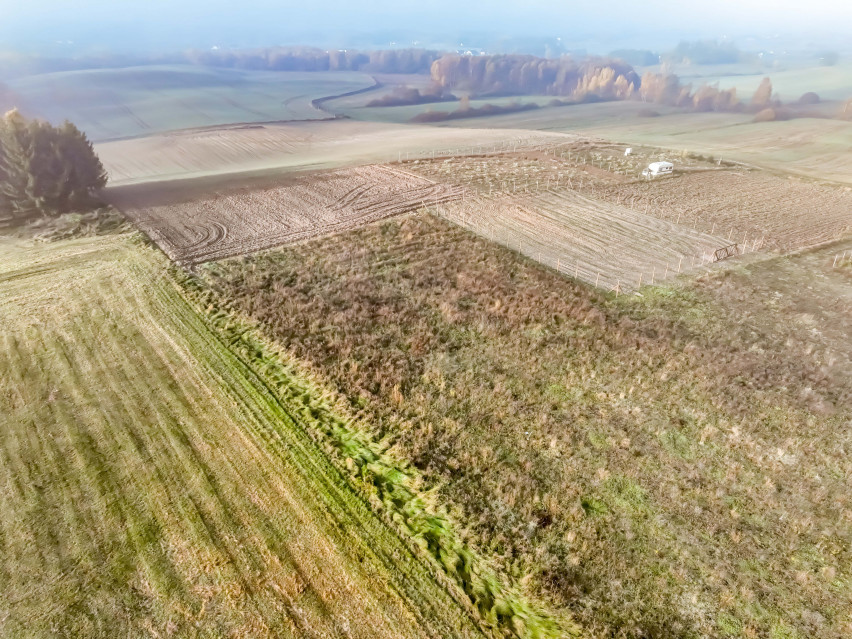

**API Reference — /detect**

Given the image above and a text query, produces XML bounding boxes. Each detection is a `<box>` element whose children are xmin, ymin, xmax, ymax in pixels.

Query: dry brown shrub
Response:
<box><xmin>637</xmin><ymin>107</ymin><xmax>660</xmax><ymax>117</ymax></box>
<box><xmin>797</xmin><ymin>91</ymin><xmax>821</xmax><ymax>105</ymax></box>
<box><xmin>753</xmin><ymin>107</ymin><xmax>778</xmax><ymax>122</ymax></box>
<box><xmin>752</xmin><ymin>106</ymin><xmax>796</xmax><ymax>122</ymax></box>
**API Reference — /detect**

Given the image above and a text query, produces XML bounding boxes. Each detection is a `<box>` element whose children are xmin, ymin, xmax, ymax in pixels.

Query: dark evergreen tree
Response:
<box><xmin>0</xmin><ymin>110</ymin><xmax>107</xmax><ymax>224</ymax></box>
<box><xmin>0</xmin><ymin>110</ymin><xmax>34</xmax><ymax>219</ymax></box>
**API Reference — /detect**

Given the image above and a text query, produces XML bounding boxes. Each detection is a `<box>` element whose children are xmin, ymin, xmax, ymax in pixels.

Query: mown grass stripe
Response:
<box><xmin>89</xmin><ymin>294</ymin><xmax>332</xmax><ymax>638</ymax></box>
<box><xmin>1</xmin><ymin>236</ymin><xmax>489</xmax><ymax>638</ymax></box>
<box><xmin>139</xmin><ymin>260</ymin><xmax>488</xmax><ymax>638</ymax></box>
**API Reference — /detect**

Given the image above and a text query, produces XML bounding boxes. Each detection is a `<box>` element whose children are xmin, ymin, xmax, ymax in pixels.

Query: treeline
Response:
<box><xmin>0</xmin><ymin>110</ymin><xmax>106</xmax><ymax>225</ymax></box>
<box><xmin>663</xmin><ymin>40</ymin><xmax>751</xmax><ymax>65</ymax></box>
<box><xmin>184</xmin><ymin>47</ymin><xmax>441</xmax><ymax>74</ymax></box>
<box><xmin>637</xmin><ymin>74</ymin><xmax>851</xmax><ymax>121</ymax></box>
<box><xmin>410</xmin><ymin>101</ymin><xmax>539</xmax><ymax>123</ymax></box>
<box><xmin>430</xmin><ymin>54</ymin><xmax>640</xmax><ymax>100</ymax></box>
<box><xmin>0</xmin><ymin>47</ymin><xmax>441</xmax><ymax>78</ymax></box>
<box><xmin>365</xmin><ymin>85</ymin><xmax>456</xmax><ymax>107</ymax></box>
<box><xmin>636</xmin><ymin>72</ymin><xmax>743</xmax><ymax>112</ymax></box>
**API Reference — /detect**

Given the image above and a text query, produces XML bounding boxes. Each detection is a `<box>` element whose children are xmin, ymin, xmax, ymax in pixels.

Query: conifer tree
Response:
<box><xmin>0</xmin><ymin>109</ymin><xmax>34</xmax><ymax>218</ymax></box>
<box><xmin>0</xmin><ymin>110</ymin><xmax>107</xmax><ymax>223</ymax></box>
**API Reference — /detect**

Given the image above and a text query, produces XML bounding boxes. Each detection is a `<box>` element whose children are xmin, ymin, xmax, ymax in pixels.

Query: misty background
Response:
<box><xmin>2</xmin><ymin>0</ymin><xmax>851</xmax><ymax>60</ymax></box>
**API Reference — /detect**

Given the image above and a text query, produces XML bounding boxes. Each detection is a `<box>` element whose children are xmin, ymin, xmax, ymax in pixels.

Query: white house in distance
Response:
<box><xmin>642</xmin><ymin>161</ymin><xmax>674</xmax><ymax>178</ymax></box>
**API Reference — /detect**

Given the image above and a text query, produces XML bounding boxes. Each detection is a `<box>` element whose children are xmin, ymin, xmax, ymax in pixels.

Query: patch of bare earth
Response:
<box><xmin>595</xmin><ymin>171</ymin><xmax>852</xmax><ymax>253</ymax></box>
<box><xmin>404</xmin><ymin>146</ymin><xmax>852</xmax><ymax>289</ymax></box>
<box><xmin>112</xmin><ymin>164</ymin><xmax>463</xmax><ymax>265</ymax></box>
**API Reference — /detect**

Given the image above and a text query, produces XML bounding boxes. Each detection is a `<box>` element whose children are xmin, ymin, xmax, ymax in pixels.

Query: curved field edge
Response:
<box><xmin>174</xmin><ymin>265</ymin><xmax>581</xmax><ymax>639</ymax></box>
<box><xmin>0</xmin><ymin>235</ymin><xmax>483</xmax><ymax>638</ymax></box>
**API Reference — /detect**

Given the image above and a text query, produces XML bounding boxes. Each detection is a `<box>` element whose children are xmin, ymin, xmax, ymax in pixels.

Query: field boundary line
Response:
<box><xmin>174</xmin><ymin>265</ymin><xmax>580</xmax><ymax>639</ymax></box>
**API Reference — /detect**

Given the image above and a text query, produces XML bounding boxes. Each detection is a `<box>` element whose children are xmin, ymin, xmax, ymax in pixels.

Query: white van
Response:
<box><xmin>642</xmin><ymin>161</ymin><xmax>674</xmax><ymax>178</ymax></box>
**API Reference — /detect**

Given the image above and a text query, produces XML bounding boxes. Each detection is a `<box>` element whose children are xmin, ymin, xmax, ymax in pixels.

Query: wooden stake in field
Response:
<box><xmin>677</xmin><ymin>256</ymin><xmax>683</xmax><ymax>273</ymax></box>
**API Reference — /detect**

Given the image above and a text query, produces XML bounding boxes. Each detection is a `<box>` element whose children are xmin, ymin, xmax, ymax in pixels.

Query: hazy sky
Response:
<box><xmin>2</xmin><ymin>0</ymin><xmax>851</xmax><ymax>54</ymax></box>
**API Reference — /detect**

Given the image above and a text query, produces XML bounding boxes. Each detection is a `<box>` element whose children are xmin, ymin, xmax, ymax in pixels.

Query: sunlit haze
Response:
<box><xmin>2</xmin><ymin>0</ymin><xmax>851</xmax><ymax>54</ymax></box>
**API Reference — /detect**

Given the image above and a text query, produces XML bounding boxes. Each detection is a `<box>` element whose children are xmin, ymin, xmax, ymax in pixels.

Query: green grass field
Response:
<box><xmin>0</xmin><ymin>234</ymin><xmax>487</xmax><ymax>638</ymax></box>
<box><xmin>8</xmin><ymin>65</ymin><xmax>375</xmax><ymax>140</ymax></box>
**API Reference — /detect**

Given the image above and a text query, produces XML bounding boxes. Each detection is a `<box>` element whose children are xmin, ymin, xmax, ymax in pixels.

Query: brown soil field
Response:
<box><xmin>96</xmin><ymin>119</ymin><xmax>565</xmax><ymax>186</ymax></box>
<box><xmin>433</xmin><ymin>102</ymin><xmax>852</xmax><ymax>185</ymax></box>
<box><xmin>594</xmin><ymin>170</ymin><xmax>852</xmax><ymax>252</ymax></box>
<box><xmin>406</xmin><ymin>147</ymin><xmax>851</xmax><ymax>287</ymax></box>
<box><xmin>112</xmin><ymin>165</ymin><xmax>464</xmax><ymax>264</ymax></box>
<box><xmin>406</xmin><ymin>149</ymin><xmax>745</xmax><ymax>289</ymax></box>
<box><xmin>435</xmin><ymin>191</ymin><xmax>727</xmax><ymax>291</ymax></box>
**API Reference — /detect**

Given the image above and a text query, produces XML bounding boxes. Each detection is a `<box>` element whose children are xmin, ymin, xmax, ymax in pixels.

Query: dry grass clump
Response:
<box><xmin>199</xmin><ymin>214</ymin><xmax>851</xmax><ymax>638</ymax></box>
<box><xmin>0</xmin><ymin>207</ymin><xmax>131</xmax><ymax>241</ymax></box>
<box><xmin>753</xmin><ymin>107</ymin><xmax>795</xmax><ymax>122</ymax></box>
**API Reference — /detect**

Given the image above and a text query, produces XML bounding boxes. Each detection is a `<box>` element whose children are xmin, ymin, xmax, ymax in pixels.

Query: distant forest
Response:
<box><xmin>185</xmin><ymin>46</ymin><xmax>441</xmax><ymax>73</ymax></box>
<box><xmin>3</xmin><ymin>44</ymin><xmax>849</xmax><ymax>122</ymax></box>
<box><xmin>663</xmin><ymin>40</ymin><xmax>752</xmax><ymax>65</ymax></box>
<box><xmin>430</xmin><ymin>54</ymin><xmax>640</xmax><ymax>100</ymax></box>
<box><xmin>0</xmin><ymin>47</ymin><xmax>442</xmax><ymax>78</ymax></box>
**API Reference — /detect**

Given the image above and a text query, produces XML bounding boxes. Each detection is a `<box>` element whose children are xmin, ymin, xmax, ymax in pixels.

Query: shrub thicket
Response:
<box><xmin>199</xmin><ymin>213</ymin><xmax>851</xmax><ymax>639</ymax></box>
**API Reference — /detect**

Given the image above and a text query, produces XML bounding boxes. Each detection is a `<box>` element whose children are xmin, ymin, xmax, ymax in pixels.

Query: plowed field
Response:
<box><xmin>114</xmin><ymin>165</ymin><xmax>463</xmax><ymax>264</ymax></box>
<box><xmin>595</xmin><ymin>171</ymin><xmax>852</xmax><ymax>252</ymax></box>
<box><xmin>438</xmin><ymin>190</ymin><xmax>728</xmax><ymax>291</ymax></box>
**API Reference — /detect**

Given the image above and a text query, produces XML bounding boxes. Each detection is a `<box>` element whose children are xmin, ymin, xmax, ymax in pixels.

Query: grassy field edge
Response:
<box><xmin>129</xmin><ymin>245</ymin><xmax>487</xmax><ymax>638</ymax></box>
<box><xmin>173</xmin><ymin>262</ymin><xmax>581</xmax><ymax>639</ymax></box>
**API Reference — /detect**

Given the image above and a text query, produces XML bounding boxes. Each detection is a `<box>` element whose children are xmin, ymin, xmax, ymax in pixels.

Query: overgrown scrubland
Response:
<box><xmin>197</xmin><ymin>213</ymin><xmax>852</xmax><ymax>639</ymax></box>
